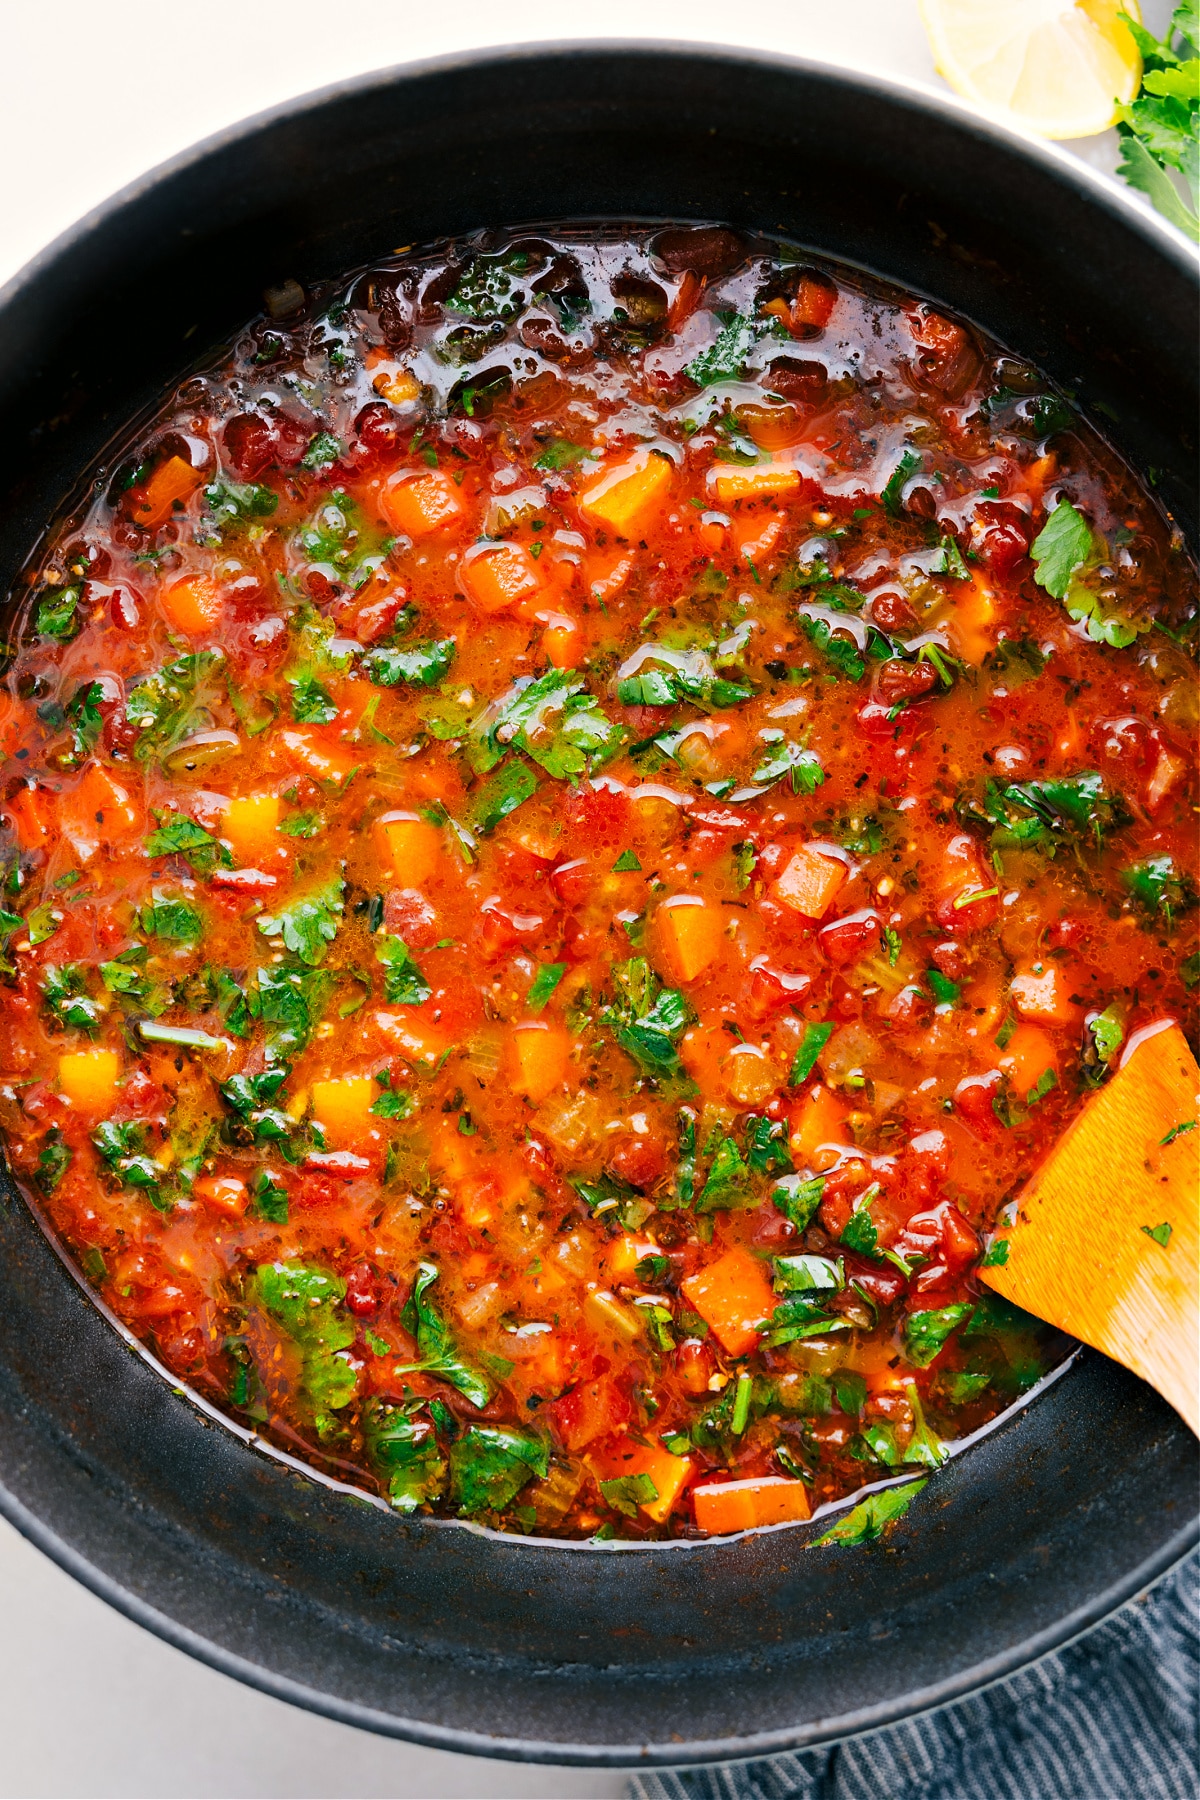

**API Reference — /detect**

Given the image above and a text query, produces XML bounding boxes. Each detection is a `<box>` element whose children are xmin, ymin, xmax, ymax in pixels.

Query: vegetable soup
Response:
<box><xmin>0</xmin><ymin>226</ymin><xmax>1194</xmax><ymax>1539</ymax></box>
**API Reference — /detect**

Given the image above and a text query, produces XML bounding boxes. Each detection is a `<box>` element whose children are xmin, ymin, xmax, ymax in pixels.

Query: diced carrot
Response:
<box><xmin>693</xmin><ymin>1475</ymin><xmax>811</xmax><ymax>1535</ymax></box>
<box><xmin>278</xmin><ymin>728</ymin><xmax>359</xmax><ymax>784</ymax></box>
<box><xmin>589</xmin><ymin>1436</ymin><xmax>694</xmax><ymax>1524</ymax></box>
<box><xmin>587</xmin><ymin>548</ymin><xmax>637</xmax><ymax>603</ymax></box>
<box><xmin>667</xmin><ymin>268</ymin><xmax>705</xmax><ymax>334</ymax></box>
<box><xmin>657</xmin><ymin>896</ymin><xmax>724</xmax><ymax>982</ymax></box>
<box><xmin>950</xmin><ymin>571</ymin><xmax>997</xmax><ymax>665</ymax></box>
<box><xmin>194</xmin><ymin>1175</ymin><xmax>249</xmax><ymax>1217</ymax></box>
<box><xmin>681</xmin><ymin>1247</ymin><xmax>775</xmax><ymax>1357</ymax></box>
<box><xmin>707</xmin><ymin>462</ymin><xmax>800</xmax><ymax>505</ymax></box>
<box><xmin>579</xmin><ymin>451</ymin><xmax>672</xmax><ymax>538</ymax></box>
<box><xmin>1009</xmin><ymin>963</ymin><xmax>1079</xmax><ymax>1028</ymax></box>
<box><xmin>62</xmin><ymin>765</ymin><xmax>141</xmax><ymax>860</ymax></box>
<box><xmin>310</xmin><ymin>1077</ymin><xmax>377</xmax><ymax>1145</ymax></box>
<box><xmin>773</xmin><ymin>845</ymin><xmax>846</xmax><ymax>919</ymax></box>
<box><xmin>372</xmin><ymin>1008</ymin><xmax>447</xmax><ymax>1068</ymax></box>
<box><xmin>5</xmin><ymin>785</ymin><xmax>53</xmax><ymax>851</ymax></box>
<box><xmin>160</xmin><ymin>573</ymin><xmax>222</xmax><ymax>636</ymax></box>
<box><xmin>380</xmin><ymin>469</ymin><xmax>468</xmax><ymax>537</ymax></box>
<box><xmin>603</xmin><ymin>1233</ymin><xmax>659</xmax><ymax>1284</ymax></box>
<box><xmin>697</xmin><ymin>515</ymin><xmax>728</xmax><ymax>554</ymax></box>
<box><xmin>998</xmin><ymin>1023</ymin><xmax>1059</xmax><ymax>1095</ymax></box>
<box><xmin>542</xmin><ymin>614</ymin><xmax>582</xmax><ymax>668</ymax></box>
<box><xmin>511</xmin><ymin>1023</ymin><xmax>570</xmax><ymax>1103</ymax></box>
<box><xmin>459</xmin><ymin>542</ymin><xmax>543</xmax><ymax>615</ymax></box>
<box><xmin>222</xmin><ymin>793</ymin><xmax>280</xmax><ymax>861</ymax></box>
<box><xmin>1054</xmin><ymin>709</ymin><xmax>1081</xmax><ymax>761</ymax></box>
<box><xmin>372</xmin><ymin>811</ymin><xmax>442</xmax><ymax>883</ymax></box>
<box><xmin>789</xmin><ymin>1082</ymin><xmax>847</xmax><ymax>1171</ymax></box>
<box><xmin>128</xmin><ymin>455</ymin><xmax>204</xmax><ymax>530</ymax></box>
<box><xmin>763</xmin><ymin>273</ymin><xmax>836</xmax><ymax>337</ymax></box>
<box><xmin>733</xmin><ymin>512</ymin><xmax>786</xmax><ymax>566</ymax></box>
<box><xmin>58</xmin><ymin>1048</ymin><xmax>121</xmax><ymax>1114</ymax></box>
<box><xmin>372</xmin><ymin>368</ymin><xmax>420</xmax><ymax>405</ymax></box>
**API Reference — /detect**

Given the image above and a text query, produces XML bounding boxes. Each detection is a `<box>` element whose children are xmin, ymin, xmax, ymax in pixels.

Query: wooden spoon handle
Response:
<box><xmin>982</xmin><ymin>1021</ymin><xmax>1199</xmax><ymax>1435</ymax></box>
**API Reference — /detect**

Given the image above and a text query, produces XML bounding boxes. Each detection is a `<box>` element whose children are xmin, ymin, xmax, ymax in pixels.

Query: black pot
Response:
<box><xmin>0</xmin><ymin>43</ymin><xmax>1195</xmax><ymax>1768</ymax></box>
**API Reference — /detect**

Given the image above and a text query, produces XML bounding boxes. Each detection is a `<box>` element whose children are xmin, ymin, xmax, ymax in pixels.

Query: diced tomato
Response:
<box><xmin>819</xmin><ymin>908</ymin><xmax>881</xmax><ymax>967</ymax></box>
<box><xmin>344</xmin><ymin>1262</ymin><xmax>382</xmax><ymax>1317</ymax></box>
<box><xmin>953</xmin><ymin>1070</ymin><xmax>1003</xmax><ymax>1137</ymax></box>
<box><xmin>745</xmin><ymin>956</ymin><xmax>812</xmax><ymax>1019</ymax></box>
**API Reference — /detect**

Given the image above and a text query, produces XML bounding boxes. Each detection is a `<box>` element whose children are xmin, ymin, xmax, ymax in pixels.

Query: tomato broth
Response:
<box><xmin>0</xmin><ymin>225</ymin><xmax>1194</xmax><ymax>1539</ymax></box>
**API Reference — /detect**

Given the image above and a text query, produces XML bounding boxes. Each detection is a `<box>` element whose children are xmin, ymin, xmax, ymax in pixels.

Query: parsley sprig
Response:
<box><xmin>1117</xmin><ymin>7</ymin><xmax>1199</xmax><ymax>241</ymax></box>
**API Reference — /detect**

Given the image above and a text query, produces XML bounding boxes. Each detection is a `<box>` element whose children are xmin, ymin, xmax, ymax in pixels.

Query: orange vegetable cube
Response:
<box><xmin>5</xmin><ymin>785</ymin><xmax>53</xmax><ymax>851</ymax></box>
<box><xmin>579</xmin><ymin>451</ymin><xmax>672</xmax><ymax>538</ymax></box>
<box><xmin>193</xmin><ymin>1175</ymin><xmax>249</xmax><ymax>1217</ymax></box>
<box><xmin>372</xmin><ymin>368</ymin><xmax>420</xmax><ymax>405</ymax></box>
<box><xmin>459</xmin><ymin>541</ymin><xmax>543</xmax><ymax>614</ymax></box>
<box><xmin>732</xmin><ymin>512</ymin><xmax>786</xmax><ymax>566</ymax></box>
<box><xmin>773</xmin><ymin>845</ymin><xmax>846</xmax><ymax>919</ymax></box>
<box><xmin>681</xmin><ymin>1247</ymin><xmax>775</xmax><ymax>1357</ymax></box>
<box><xmin>998</xmin><ymin>1024</ymin><xmax>1059</xmax><ymax>1097</ymax></box>
<box><xmin>511</xmin><ymin>1023</ymin><xmax>570</xmax><ymax>1103</ymax></box>
<box><xmin>160</xmin><ymin>573</ymin><xmax>222</xmax><ymax>636</ymax></box>
<box><xmin>222</xmin><ymin>793</ymin><xmax>280</xmax><ymax>862</ymax></box>
<box><xmin>278</xmin><ymin>728</ymin><xmax>358</xmax><ymax>784</ymax></box>
<box><xmin>693</xmin><ymin>1475</ymin><xmax>811</xmax><ymax>1535</ymax></box>
<box><xmin>372</xmin><ymin>1008</ymin><xmax>447</xmax><ymax>1069</ymax></box>
<box><xmin>603</xmin><ymin>1233</ymin><xmax>659</xmax><ymax>1285</ymax></box>
<box><xmin>657</xmin><ymin>896</ymin><xmax>724</xmax><ymax>983</ymax></box>
<box><xmin>589</xmin><ymin>1436</ymin><xmax>694</xmax><ymax>1524</ymax></box>
<box><xmin>587</xmin><ymin>548</ymin><xmax>637</xmax><ymax>603</ymax></box>
<box><xmin>310</xmin><ymin>1077</ymin><xmax>377</xmax><ymax>1145</ymax></box>
<box><xmin>542</xmin><ymin>613</ymin><xmax>582</xmax><ymax>668</ymax></box>
<box><xmin>62</xmin><ymin>765</ymin><xmax>140</xmax><ymax>861</ymax></box>
<box><xmin>707</xmin><ymin>462</ymin><xmax>801</xmax><ymax>505</ymax></box>
<box><xmin>381</xmin><ymin>469</ymin><xmax>468</xmax><ymax>537</ymax></box>
<box><xmin>789</xmin><ymin>1082</ymin><xmax>847</xmax><ymax>1172</ymax></box>
<box><xmin>58</xmin><ymin>1048</ymin><xmax>121</xmax><ymax>1115</ymax></box>
<box><xmin>1009</xmin><ymin>963</ymin><xmax>1079</xmax><ymax>1028</ymax></box>
<box><xmin>950</xmin><ymin>571</ymin><xmax>997</xmax><ymax>665</ymax></box>
<box><xmin>129</xmin><ymin>455</ymin><xmax>203</xmax><ymax>529</ymax></box>
<box><xmin>372</xmin><ymin>811</ymin><xmax>443</xmax><ymax>883</ymax></box>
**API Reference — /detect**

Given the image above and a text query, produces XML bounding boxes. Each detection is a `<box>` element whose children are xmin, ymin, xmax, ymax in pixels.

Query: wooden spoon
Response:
<box><xmin>982</xmin><ymin>1019</ymin><xmax>1199</xmax><ymax>1435</ymax></box>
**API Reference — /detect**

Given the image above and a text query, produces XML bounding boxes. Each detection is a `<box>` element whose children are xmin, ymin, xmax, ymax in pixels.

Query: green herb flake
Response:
<box><xmin>257</xmin><ymin>870</ymin><xmax>346</xmax><ymax>967</ymax></box>
<box><xmin>364</xmin><ymin>639</ymin><xmax>457</xmax><ymax>689</ymax></box>
<box><xmin>449</xmin><ymin>1424</ymin><xmax>548</xmax><ymax>1516</ymax></box>
<box><xmin>375</xmin><ymin>933</ymin><xmax>432</xmax><ymax>1006</ymax></box>
<box><xmin>526</xmin><ymin>963</ymin><xmax>565</xmax><ymax>1013</ymax></box>
<box><xmin>789</xmin><ymin>1021</ymin><xmax>833</xmax><ymax>1087</ymax></box>
<box><xmin>1141</xmin><ymin>1220</ymin><xmax>1174</xmax><ymax>1248</ymax></box>
<box><xmin>393</xmin><ymin>1263</ymin><xmax>494</xmax><ymax>1409</ymax></box>
<box><xmin>811</xmin><ymin>1479</ymin><xmax>927</xmax><ymax>1546</ymax></box>
<box><xmin>903</xmin><ymin>1304</ymin><xmax>974</xmax><ymax>1369</ymax></box>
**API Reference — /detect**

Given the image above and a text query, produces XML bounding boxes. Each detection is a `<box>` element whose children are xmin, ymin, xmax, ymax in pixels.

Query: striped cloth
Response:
<box><xmin>629</xmin><ymin>1554</ymin><xmax>1198</xmax><ymax>1800</ymax></box>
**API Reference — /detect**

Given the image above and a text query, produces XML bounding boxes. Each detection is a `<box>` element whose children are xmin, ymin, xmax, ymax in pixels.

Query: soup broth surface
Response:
<box><xmin>2</xmin><ymin>225</ymin><xmax>1195</xmax><ymax>1539</ymax></box>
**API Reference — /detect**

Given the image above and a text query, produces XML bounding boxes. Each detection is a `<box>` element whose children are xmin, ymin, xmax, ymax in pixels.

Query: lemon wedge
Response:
<box><xmin>919</xmin><ymin>0</ymin><xmax>1144</xmax><ymax>140</ymax></box>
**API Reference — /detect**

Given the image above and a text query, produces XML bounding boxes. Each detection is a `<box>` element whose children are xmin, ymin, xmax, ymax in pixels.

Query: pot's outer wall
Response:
<box><xmin>0</xmin><ymin>44</ymin><xmax>1195</xmax><ymax>1765</ymax></box>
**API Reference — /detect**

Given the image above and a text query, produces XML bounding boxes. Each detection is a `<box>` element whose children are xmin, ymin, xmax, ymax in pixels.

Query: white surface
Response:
<box><xmin>0</xmin><ymin>4</ymin><xmax>1167</xmax><ymax>1797</ymax></box>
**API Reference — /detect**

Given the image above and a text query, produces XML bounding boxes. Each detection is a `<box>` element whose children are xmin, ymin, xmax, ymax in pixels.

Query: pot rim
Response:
<box><xmin>1</xmin><ymin>37</ymin><xmax>1197</xmax><ymax>328</ymax></box>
